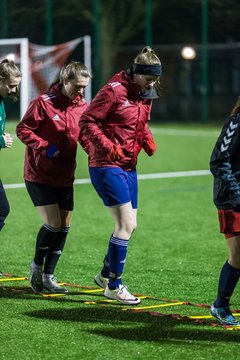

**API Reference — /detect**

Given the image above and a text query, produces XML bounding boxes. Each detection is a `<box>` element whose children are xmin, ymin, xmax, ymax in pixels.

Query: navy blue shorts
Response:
<box><xmin>89</xmin><ymin>167</ymin><xmax>138</xmax><ymax>208</ymax></box>
<box><xmin>25</xmin><ymin>181</ymin><xmax>74</xmax><ymax>210</ymax></box>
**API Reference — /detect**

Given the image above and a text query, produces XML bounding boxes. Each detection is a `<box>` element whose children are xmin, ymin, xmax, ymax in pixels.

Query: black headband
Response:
<box><xmin>133</xmin><ymin>63</ymin><xmax>162</xmax><ymax>76</ymax></box>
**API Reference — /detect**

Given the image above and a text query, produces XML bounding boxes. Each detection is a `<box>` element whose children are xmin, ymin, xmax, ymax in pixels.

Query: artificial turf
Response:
<box><xmin>1</xmin><ymin>121</ymin><xmax>240</xmax><ymax>360</ymax></box>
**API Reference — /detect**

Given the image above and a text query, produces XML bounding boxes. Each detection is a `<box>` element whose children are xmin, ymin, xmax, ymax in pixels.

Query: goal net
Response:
<box><xmin>0</xmin><ymin>37</ymin><xmax>91</xmax><ymax>119</ymax></box>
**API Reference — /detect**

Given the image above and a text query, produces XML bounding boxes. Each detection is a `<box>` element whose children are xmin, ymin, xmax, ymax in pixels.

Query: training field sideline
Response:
<box><xmin>4</xmin><ymin>169</ymin><xmax>211</xmax><ymax>189</ymax></box>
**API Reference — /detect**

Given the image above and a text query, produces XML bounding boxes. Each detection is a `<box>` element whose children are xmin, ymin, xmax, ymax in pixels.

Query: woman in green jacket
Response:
<box><xmin>0</xmin><ymin>59</ymin><xmax>21</xmax><ymax>230</ymax></box>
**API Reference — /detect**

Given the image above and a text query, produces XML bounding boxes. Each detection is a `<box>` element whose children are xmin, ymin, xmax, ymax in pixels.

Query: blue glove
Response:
<box><xmin>46</xmin><ymin>145</ymin><xmax>59</xmax><ymax>159</ymax></box>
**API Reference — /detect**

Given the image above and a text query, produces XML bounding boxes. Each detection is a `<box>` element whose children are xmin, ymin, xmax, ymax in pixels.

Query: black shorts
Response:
<box><xmin>25</xmin><ymin>181</ymin><xmax>74</xmax><ymax>210</ymax></box>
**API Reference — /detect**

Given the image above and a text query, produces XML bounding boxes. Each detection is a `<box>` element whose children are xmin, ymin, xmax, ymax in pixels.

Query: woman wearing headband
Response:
<box><xmin>79</xmin><ymin>46</ymin><xmax>161</xmax><ymax>305</ymax></box>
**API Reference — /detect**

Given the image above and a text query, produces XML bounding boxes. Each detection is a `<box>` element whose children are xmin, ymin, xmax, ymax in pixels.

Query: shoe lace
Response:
<box><xmin>118</xmin><ymin>284</ymin><xmax>127</xmax><ymax>292</ymax></box>
<box><xmin>220</xmin><ymin>308</ymin><xmax>238</xmax><ymax>323</ymax></box>
<box><xmin>50</xmin><ymin>275</ymin><xmax>58</xmax><ymax>283</ymax></box>
<box><xmin>119</xmin><ymin>285</ymin><xmax>134</xmax><ymax>298</ymax></box>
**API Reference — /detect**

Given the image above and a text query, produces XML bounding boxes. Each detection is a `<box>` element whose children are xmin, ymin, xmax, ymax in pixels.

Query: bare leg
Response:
<box><xmin>226</xmin><ymin>235</ymin><xmax>240</xmax><ymax>269</ymax></box>
<box><xmin>108</xmin><ymin>202</ymin><xmax>137</xmax><ymax>240</ymax></box>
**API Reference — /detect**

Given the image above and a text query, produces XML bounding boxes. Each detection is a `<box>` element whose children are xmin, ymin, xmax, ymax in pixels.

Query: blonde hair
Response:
<box><xmin>0</xmin><ymin>59</ymin><xmax>22</xmax><ymax>80</ymax></box>
<box><xmin>59</xmin><ymin>61</ymin><xmax>92</xmax><ymax>83</ymax></box>
<box><xmin>134</xmin><ymin>46</ymin><xmax>162</xmax><ymax>95</ymax></box>
<box><xmin>230</xmin><ymin>97</ymin><xmax>240</xmax><ymax>115</ymax></box>
<box><xmin>134</xmin><ymin>46</ymin><xmax>161</xmax><ymax>65</ymax></box>
<box><xmin>0</xmin><ymin>59</ymin><xmax>22</xmax><ymax>100</ymax></box>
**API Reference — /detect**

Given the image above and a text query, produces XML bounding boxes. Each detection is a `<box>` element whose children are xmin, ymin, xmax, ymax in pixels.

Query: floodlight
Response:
<box><xmin>181</xmin><ymin>47</ymin><xmax>196</xmax><ymax>60</ymax></box>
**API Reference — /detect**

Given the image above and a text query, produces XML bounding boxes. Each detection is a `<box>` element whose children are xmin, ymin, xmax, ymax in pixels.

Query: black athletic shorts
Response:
<box><xmin>25</xmin><ymin>180</ymin><xmax>74</xmax><ymax>210</ymax></box>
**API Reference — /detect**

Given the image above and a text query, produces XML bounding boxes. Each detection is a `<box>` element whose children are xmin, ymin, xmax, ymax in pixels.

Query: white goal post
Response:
<box><xmin>0</xmin><ymin>36</ymin><xmax>91</xmax><ymax>119</ymax></box>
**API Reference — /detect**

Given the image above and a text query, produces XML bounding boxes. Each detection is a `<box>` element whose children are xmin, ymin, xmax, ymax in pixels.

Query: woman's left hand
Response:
<box><xmin>3</xmin><ymin>133</ymin><xmax>13</xmax><ymax>148</ymax></box>
<box><xmin>143</xmin><ymin>139</ymin><xmax>157</xmax><ymax>156</ymax></box>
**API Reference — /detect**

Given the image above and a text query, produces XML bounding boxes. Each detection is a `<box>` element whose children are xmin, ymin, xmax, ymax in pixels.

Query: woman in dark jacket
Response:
<box><xmin>210</xmin><ymin>97</ymin><xmax>240</xmax><ymax>326</ymax></box>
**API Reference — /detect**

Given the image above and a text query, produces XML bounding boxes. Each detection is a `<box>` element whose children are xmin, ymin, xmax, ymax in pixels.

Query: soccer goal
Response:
<box><xmin>0</xmin><ymin>36</ymin><xmax>91</xmax><ymax>119</ymax></box>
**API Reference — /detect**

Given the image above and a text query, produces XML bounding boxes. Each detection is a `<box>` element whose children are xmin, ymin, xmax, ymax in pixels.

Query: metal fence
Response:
<box><xmin>119</xmin><ymin>43</ymin><xmax>240</xmax><ymax>123</ymax></box>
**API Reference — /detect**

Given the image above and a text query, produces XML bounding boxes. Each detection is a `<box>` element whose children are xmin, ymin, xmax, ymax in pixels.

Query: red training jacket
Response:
<box><xmin>79</xmin><ymin>71</ymin><xmax>155</xmax><ymax>170</ymax></box>
<box><xmin>16</xmin><ymin>83</ymin><xmax>87</xmax><ymax>187</ymax></box>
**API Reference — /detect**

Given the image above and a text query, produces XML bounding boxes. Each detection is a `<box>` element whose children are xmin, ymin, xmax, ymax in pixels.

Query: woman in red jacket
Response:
<box><xmin>79</xmin><ymin>47</ymin><xmax>161</xmax><ymax>304</ymax></box>
<box><xmin>16</xmin><ymin>61</ymin><xmax>91</xmax><ymax>294</ymax></box>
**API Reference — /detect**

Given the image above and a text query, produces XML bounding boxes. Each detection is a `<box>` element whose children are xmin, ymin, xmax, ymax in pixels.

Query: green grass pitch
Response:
<box><xmin>1</xmin><ymin>121</ymin><xmax>240</xmax><ymax>360</ymax></box>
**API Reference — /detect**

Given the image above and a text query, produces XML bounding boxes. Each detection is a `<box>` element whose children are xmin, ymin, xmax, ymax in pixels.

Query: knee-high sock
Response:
<box><xmin>108</xmin><ymin>234</ymin><xmax>128</xmax><ymax>290</ymax></box>
<box><xmin>100</xmin><ymin>234</ymin><xmax>113</xmax><ymax>278</ymax></box>
<box><xmin>43</xmin><ymin>226</ymin><xmax>70</xmax><ymax>274</ymax></box>
<box><xmin>34</xmin><ymin>224</ymin><xmax>59</xmax><ymax>266</ymax></box>
<box><xmin>100</xmin><ymin>253</ymin><xmax>110</xmax><ymax>278</ymax></box>
<box><xmin>215</xmin><ymin>261</ymin><xmax>240</xmax><ymax>307</ymax></box>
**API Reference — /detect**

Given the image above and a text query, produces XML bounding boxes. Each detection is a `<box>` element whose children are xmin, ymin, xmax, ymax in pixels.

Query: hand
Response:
<box><xmin>109</xmin><ymin>144</ymin><xmax>125</xmax><ymax>161</ymax></box>
<box><xmin>46</xmin><ymin>145</ymin><xmax>60</xmax><ymax>159</ymax></box>
<box><xmin>143</xmin><ymin>139</ymin><xmax>157</xmax><ymax>156</ymax></box>
<box><xmin>3</xmin><ymin>133</ymin><xmax>13</xmax><ymax>148</ymax></box>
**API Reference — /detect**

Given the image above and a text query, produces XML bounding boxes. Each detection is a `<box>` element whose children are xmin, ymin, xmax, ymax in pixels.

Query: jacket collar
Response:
<box><xmin>48</xmin><ymin>83</ymin><xmax>82</xmax><ymax>105</ymax></box>
<box><xmin>108</xmin><ymin>71</ymin><xmax>142</xmax><ymax>99</ymax></box>
<box><xmin>123</xmin><ymin>71</ymin><xmax>142</xmax><ymax>97</ymax></box>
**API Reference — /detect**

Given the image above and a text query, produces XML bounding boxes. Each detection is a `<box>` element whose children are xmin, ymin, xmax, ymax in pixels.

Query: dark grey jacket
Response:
<box><xmin>210</xmin><ymin>113</ymin><xmax>240</xmax><ymax>209</ymax></box>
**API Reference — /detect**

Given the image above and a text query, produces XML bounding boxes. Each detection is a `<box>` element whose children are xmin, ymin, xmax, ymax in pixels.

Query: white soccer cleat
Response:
<box><xmin>30</xmin><ymin>261</ymin><xmax>43</xmax><ymax>293</ymax></box>
<box><xmin>94</xmin><ymin>272</ymin><xmax>109</xmax><ymax>289</ymax></box>
<box><xmin>42</xmin><ymin>273</ymin><xmax>68</xmax><ymax>293</ymax></box>
<box><xmin>104</xmin><ymin>284</ymin><xmax>141</xmax><ymax>305</ymax></box>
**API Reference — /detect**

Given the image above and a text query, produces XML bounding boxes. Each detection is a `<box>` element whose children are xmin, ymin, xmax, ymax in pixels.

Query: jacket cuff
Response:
<box><xmin>0</xmin><ymin>135</ymin><xmax>5</xmax><ymax>148</ymax></box>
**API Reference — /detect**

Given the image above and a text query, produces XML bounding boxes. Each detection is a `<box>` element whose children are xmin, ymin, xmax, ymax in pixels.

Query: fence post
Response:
<box><xmin>201</xmin><ymin>0</ymin><xmax>208</xmax><ymax>123</ymax></box>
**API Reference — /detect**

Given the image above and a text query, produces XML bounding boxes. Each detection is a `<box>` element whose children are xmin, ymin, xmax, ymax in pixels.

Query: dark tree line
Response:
<box><xmin>2</xmin><ymin>0</ymin><xmax>240</xmax><ymax>88</ymax></box>
<box><xmin>5</xmin><ymin>0</ymin><xmax>240</xmax><ymax>45</ymax></box>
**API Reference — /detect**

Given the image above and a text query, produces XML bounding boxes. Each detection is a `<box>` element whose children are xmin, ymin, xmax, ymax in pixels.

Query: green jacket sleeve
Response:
<box><xmin>0</xmin><ymin>134</ymin><xmax>5</xmax><ymax>148</ymax></box>
<box><xmin>0</xmin><ymin>99</ymin><xmax>6</xmax><ymax>148</ymax></box>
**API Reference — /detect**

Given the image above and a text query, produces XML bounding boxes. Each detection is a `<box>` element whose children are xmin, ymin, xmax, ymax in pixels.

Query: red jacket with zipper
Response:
<box><xmin>79</xmin><ymin>71</ymin><xmax>155</xmax><ymax>170</ymax></box>
<box><xmin>16</xmin><ymin>83</ymin><xmax>87</xmax><ymax>187</ymax></box>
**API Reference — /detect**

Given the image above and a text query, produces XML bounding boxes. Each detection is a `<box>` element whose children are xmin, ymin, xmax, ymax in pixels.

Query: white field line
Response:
<box><xmin>150</xmin><ymin>127</ymin><xmax>219</xmax><ymax>137</ymax></box>
<box><xmin>137</xmin><ymin>169</ymin><xmax>211</xmax><ymax>180</ymax></box>
<box><xmin>11</xmin><ymin>128</ymin><xmax>219</xmax><ymax>140</ymax></box>
<box><xmin>4</xmin><ymin>169</ymin><xmax>211</xmax><ymax>189</ymax></box>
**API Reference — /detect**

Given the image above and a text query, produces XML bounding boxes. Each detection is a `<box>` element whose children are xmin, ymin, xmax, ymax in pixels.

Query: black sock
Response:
<box><xmin>33</xmin><ymin>224</ymin><xmax>59</xmax><ymax>266</ymax></box>
<box><xmin>43</xmin><ymin>226</ymin><xmax>69</xmax><ymax>274</ymax></box>
<box><xmin>215</xmin><ymin>261</ymin><xmax>240</xmax><ymax>307</ymax></box>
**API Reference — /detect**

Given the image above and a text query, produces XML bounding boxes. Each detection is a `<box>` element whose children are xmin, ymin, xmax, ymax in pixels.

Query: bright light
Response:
<box><xmin>5</xmin><ymin>53</ymin><xmax>16</xmax><ymax>61</ymax></box>
<box><xmin>181</xmin><ymin>47</ymin><xmax>196</xmax><ymax>60</ymax></box>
